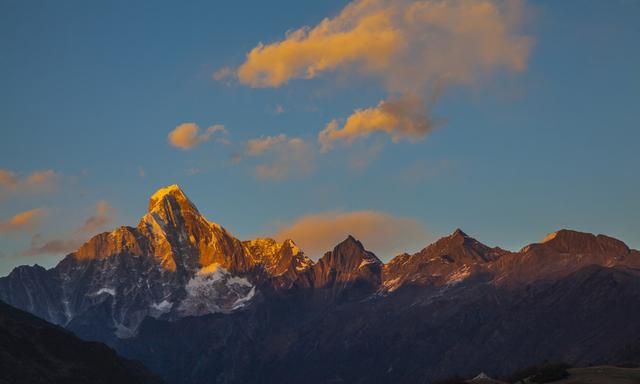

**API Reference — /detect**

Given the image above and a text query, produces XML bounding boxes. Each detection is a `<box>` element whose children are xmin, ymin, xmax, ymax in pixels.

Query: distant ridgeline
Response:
<box><xmin>2</xmin><ymin>185</ymin><xmax>640</xmax><ymax>384</ymax></box>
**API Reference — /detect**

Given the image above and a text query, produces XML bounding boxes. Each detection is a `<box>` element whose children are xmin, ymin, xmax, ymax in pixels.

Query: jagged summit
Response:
<box><xmin>332</xmin><ymin>235</ymin><xmax>382</xmax><ymax>268</ymax></box>
<box><xmin>146</xmin><ymin>184</ymin><xmax>200</xmax><ymax>216</ymax></box>
<box><xmin>0</xmin><ymin>185</ymin><xmax>320</xmax><ymax>336</ymax></box>
<box><xmin>295</xmin><ymin>234</ymin><xmax>382</xmax><ymax>291</ymax></box>
<box><xmin>451</xmin><ymin>228</ymin><xmax>469</xmax><ymax>238</ymax></box>
<box><xmin>148</xmin><ymin>184</ymin><xmax>189</xmax><ymax>211</ymax></box>
<box><xmin>336</xmin><ymin>235</ymin><xmax>366</xmax><ymax>251</ymax></box>
<box><xmin>2</xmin><ymin>183</ymin><xmax>640</xmax><ymax>347</ymax></box>
<box><xmin>149</xmin><ymin>184</ymin><xmax>185</xmax><ymax>205</ymax></box>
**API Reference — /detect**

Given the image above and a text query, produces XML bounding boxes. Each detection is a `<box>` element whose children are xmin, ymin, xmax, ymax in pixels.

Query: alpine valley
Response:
<box><xmin>2</xmin><ymin>185</ymin><xmax>640</xmax><ymax>384</ymax></box>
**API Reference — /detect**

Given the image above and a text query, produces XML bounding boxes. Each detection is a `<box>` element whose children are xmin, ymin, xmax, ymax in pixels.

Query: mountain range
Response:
<box><xmin>1</xmin><ymin>184</ymin><xmax>639</xmax><ymax>383</ymax></box>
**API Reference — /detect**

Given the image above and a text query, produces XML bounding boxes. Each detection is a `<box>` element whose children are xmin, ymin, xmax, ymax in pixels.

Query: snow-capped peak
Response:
<box><xmin>148</xmin><ymin>184</ymin><xmax>191</xmax><ymax>212</ymax></box>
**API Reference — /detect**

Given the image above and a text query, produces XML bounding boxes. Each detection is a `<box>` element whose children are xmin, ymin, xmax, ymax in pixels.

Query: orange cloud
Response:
<box><xmin>231</xmin><ymin>0</ymin><xmax>531</xmax><ymax>92</ymax></box>
<box><xmin>0</xmin><ymin>169</ymin><xmax>57</xmax><ymax>195</ymax></box>
<box><xmin>168</xmin><ymin>123</ymin><xmax>227</xmax><ymax>150</ymax></box>
<box><xmin>226</xmin><ymin>0</ymin><xmax>532</xmax><ymax>150</ymax></box>
<box><xmin>243</xmin><ymin>135</ymin><xmax>313</xmax><ymax>180</ymax></box>
<box><xmin>319</xmin><ymin>94</ymin><xmax>433</xmax><ymax>151</ymax></box>
<box><xmin>245</xmin><ymin>134</ymin><xmax>288</xmax><ymax>156</ymax></box>
<box><xmin>274</xmin><ymin>210</ymin><xmax>431</xmax><ymax>260</ymax></box>
<box><xmin>236</xmin><ymin>2</ymin><xmax>400</xmax><ymax>87</ymax></box>
<box><xmin>0</xmin><ymin>208</ymin><xmax>47</xmax><ymax>233</ymax></box>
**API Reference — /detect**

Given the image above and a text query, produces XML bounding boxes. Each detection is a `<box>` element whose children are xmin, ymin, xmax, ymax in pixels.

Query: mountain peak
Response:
<box><xmin>148</xmin><ymin>184</ymin><xmax>190</xmax><ymax>212</ymax></box>
<box><xmin>331</xmin><ymin>235</ymin><xmax>381</xmax><ymax>268</ymax></box>
<box><xmin>450</xmin><ymin>228</ymin><xmax>469</xmax><ymax>239</ymax></box>
<box><xmin>297</xmin><ymin>235</ymin><xmax>382</xmax><ymax>291</ymax></box>
<box><xmin>340</xmin><ymin>235</ymin><xmax>363</xmax><ymax>249</ymax></box>
<box><xmin>537</xmin><ymin>229</ymin><xmax>596</xmax><ymax>246</ymax></box>
<box><xmin>531</xmin><ymin>228</ymin><xmax>630</xmax><ymax>254</ymax></box>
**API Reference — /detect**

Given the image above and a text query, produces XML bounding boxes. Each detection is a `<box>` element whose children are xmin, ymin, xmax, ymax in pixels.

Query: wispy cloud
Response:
<box><xmin>232</xmin><ymin>0</ymin><xmax>530</xmax><ymax>90</ymax></box>
<box><xmin>168</xmin><ymin>123</ymin><xmax>227</xmax><ymax>150</ymax></box>
<box><xmin>245</xmin><ymin>134</ymin><xmax>288</xmax><ymax>156</ymax></box>
<box><xmin>0</xmin><ymin>208</ymin><xmax>47</xmax><ymax>234</ymax></box>
<box><xmin>78</xmin><ymin>200</ymin><xmax>114</xmax><ymax>233</ymax></box>
<box><xmin>22</xmin><ymin>235</ymin><xmax>82</xmax><ymax>257</ymax></box>
<box><xmin>242</xmin><ymin>134</ymin><xmax>313</xmax><ymax>180</ymax></box>
<box><xmin>0</xmin><ymin>169</ymin><xmax>58</xmax><ymax>196</ymax></box>
<box><xmin>222</xmin><ymin>0</ymin><xmax>532</xmax><ymax>149</ymax></box>
<box><xmin>320</xmin><ymin>94</ymin><xmax>434</xmax><ymax>151</ymax></box>
<box><xmin>274</xmin><ymin>210</ymin><xmax>431</xmax><ymax>260</ymax></box>
<box><xmin>22</xmin><ymin>201</ymin><xmax>115</xmax><ymax>257</ymax></box>
<box><xmin>213</xmin><ymin>66</ymin><xmax>234</xmax><ymax>83</ymax></box>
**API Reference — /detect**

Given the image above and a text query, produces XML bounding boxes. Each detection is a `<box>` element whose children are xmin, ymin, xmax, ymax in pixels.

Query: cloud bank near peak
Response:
<box><xmin>0</xmin><ymin>208</ymin><xmax>47</xmax><ymax>234</ymax></box>
<box><xmin>274</xmin><ymin>210</ymin><xmax>431</xmax><ymax>260</ymax></box>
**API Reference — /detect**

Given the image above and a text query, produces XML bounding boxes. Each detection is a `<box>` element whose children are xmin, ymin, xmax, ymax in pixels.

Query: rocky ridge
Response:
<box><xmin>1</xmin><ymin>184</ymin><xmax>639</xmax><ymax>342</ymax></box>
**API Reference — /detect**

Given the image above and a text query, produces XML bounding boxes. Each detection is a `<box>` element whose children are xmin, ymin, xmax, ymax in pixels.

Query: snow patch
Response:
<box><xmin>232</xmin><ymin>286</ymin><xmax>256</xmax><ymax>309</ymax></box>
<box><xmin>94</xmin><ymin>288</ymin><xmax>116</xmax><ymax>296</ymax></box>
<box><xmin>178</xmin><ymin>264</ymin><xmax>256</xmax><ymax>317</ymax></box>
<box><xmin>359</xmin><ymin>258</ymin><xmax>377</xmax><ymax>269</ymax></box>
<box><xmin>382</xmin><ymin>277</ymin><xmax>401</xmax><ymax>292</ymax></box>
<box><xmin>227</xmin><ymin>275</ymin><xmax>253</xmax><ymax>287</ymax></box>
<box><xmin>149</xmin><ymin>184</ymin><xmax>183</xmax><ymax>206</ymax></box>
<box><xmin>151</xmin><ymin>300</ymin><xmax>173</xmax><ymax>312</ymax></box>
<box><xmin>471</xmin><ymin>372</ymin><xmax>491</xmax><ymax>382</ymax></box>
<box><xmin>446</xmin><ymin>265</ymin><xmax>471</xmax><ymax>286</ymax></box>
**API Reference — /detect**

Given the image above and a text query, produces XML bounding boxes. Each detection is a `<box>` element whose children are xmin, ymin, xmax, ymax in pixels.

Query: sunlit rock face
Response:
<box><xmin>242</xmin><ymin>238</ymin><xmax>312</xmax><ymax>289</ymax></box>
<box><xmin>119</xmin><ymin>231</ymin><xmax>640</xmax><ymax>384</ymax></box>
<box><xmin>3</xmin><ymin>184</ymin><xmax>640</xmax><ymax>384</ymax></box>
<box><xmin>0</xmin><ymin>185</ymin><xmax>312</xmax><ymax>339</ymax></box>
<box><xmin>137</xmin><ymin>184</ymin><xmax>249</xmax><ymax>273</ymax></box>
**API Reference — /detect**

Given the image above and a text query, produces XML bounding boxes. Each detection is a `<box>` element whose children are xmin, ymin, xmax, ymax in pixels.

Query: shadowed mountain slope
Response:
<box><xmin>0</xmin><ymin>300</ymin><xmax>162</xmax><ymax>384</ymax></box>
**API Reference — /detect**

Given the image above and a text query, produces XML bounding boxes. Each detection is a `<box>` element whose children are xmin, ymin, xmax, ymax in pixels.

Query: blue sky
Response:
<box><xmin>1</xmin><ymin>0</ymin><xmax>639</xmax><ymax>275</ymax></box>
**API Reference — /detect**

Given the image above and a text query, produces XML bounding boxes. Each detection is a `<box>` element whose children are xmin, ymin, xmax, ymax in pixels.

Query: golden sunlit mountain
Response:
<box><xmin>2</xmin><ymin>184</ymin><xmax>640</xmax><ymax>383</ymax></box>
<box><xmin>2</xmin><ymin>0</ymin><xmax>639</xmax><ymax>383</ymax></box>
